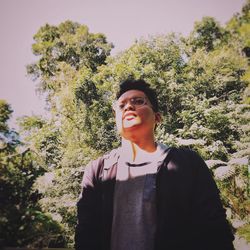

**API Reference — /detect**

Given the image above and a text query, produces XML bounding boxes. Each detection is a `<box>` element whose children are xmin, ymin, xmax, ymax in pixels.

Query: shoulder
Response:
<box><xmin>168</xmin><ymin>146</ymin><xmax>201</xmax><ymax>160</ymax></box>
<box><xmin>167</xmin><ymin>146</ymin><xmax>208</xmax><ymax>172</ymax></box>
<box><xmin>165</xmin><ymin>147</ymin><xmax>219</xmax><ymax>193</ymax></box>
<box><xmin>81</xmin><ymin>148</ymin><xmax>120</xmax><ymax>187</ymax></box>
<box><xmin>84</xmin><ymin>147</ymin><xmax>120</xmax><ymax>175</ymax></box>
<box><xmin>103</xmin><ymin>147</ymin><xmax>120</xmax><ymax>168</ymax></box>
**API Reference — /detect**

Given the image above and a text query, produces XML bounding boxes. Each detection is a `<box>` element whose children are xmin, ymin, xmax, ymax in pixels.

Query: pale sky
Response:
<box><xmin>0</xmin><ymin>0</ymin><xmax>246</xmax><ymax>129</ymax></box>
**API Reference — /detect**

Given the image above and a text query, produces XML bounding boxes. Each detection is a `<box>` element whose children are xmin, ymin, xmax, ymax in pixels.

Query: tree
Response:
<box><xmin>27</xmin><ymin>21</ymin><xmax>113</xmax><ymax>95</ymax></box>
<box><xmin>185</xmin><ymin>16</ymin><xmax>227</xmax><ymax>53</ymax></box>
<box><xmin>0</xmin><ymin>100</ymin><xmax>65</xmax><ymax>247</ymax></box>
<box><xmin>23</xmin><ymin>21</ymin><xmax>115</xmax><ymax>246</ymax></box>
<box><xmin>21</xmin><ymin>3</ymin><xmax>250</xmax><ymax>246</ymax></box>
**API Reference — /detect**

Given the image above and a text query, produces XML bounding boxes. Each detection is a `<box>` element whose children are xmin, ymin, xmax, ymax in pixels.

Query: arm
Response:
<box><xmin>189</xmin><ymin>149</ymin><xmax>235</xmax><ymax>250</ymax></box>
<box><xmin>75</xmin><ymin>158</ymin><xmax>103</xmax><ymax>250</ymax></box>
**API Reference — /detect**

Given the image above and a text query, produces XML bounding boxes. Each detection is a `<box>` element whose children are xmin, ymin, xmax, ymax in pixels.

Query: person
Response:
<box><xmin>75</xmin><ymin>79</ymin><xmax>235</xmax><ymax>250</ymax></box>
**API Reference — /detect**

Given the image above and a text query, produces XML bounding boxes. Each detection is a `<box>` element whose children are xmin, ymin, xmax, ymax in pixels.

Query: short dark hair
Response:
<box><xmin>116</xmin><ymin>79</ymin><xmax>159</xmax><ymax>112</ymax></box>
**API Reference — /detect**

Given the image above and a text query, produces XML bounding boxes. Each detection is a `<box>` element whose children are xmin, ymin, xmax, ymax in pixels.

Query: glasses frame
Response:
<box><xmin>112</xmin><ymin>96</ymin><xmax>151</xmax><ymax>112</ymax></box>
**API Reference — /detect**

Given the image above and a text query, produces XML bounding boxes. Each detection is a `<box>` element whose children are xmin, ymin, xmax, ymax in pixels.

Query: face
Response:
<box><xmin>113</xmin><ymin>90</ymin><xmax>161</xmax><ymax>140</ymax></box>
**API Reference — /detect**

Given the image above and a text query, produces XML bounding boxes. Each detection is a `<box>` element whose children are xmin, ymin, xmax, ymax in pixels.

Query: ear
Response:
<box><xmin>155</xmin><ymin>112</ymin><xmax>162</xmax><ymax>124</ymax></box>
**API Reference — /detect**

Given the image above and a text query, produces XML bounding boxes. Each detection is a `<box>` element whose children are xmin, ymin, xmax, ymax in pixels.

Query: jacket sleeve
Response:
<box><xmin>188</xmin><ymin>149</ymin><xmax>235</xmax><ymax>250</ymax></box>
<box><xmin>75</xmin><ymin>157</ymin><xmax>103</xmax><ymax>250</ymax></box>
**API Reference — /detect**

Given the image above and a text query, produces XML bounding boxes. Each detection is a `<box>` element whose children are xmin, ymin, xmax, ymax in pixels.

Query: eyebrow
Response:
<box><xmin>118</xmin><ymin>95</ymin><xmax>146</xmax><ymax>102</ymax></box>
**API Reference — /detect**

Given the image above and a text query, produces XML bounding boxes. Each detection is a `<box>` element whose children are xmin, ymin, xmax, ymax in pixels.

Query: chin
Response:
<box><xmin>123</xmin><ymin>124</ymin><xmax>140</xmax><ymax>129</ymax></box>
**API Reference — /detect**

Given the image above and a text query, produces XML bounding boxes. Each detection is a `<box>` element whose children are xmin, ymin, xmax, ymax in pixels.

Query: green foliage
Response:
<box><xmin>33</xmin><ymin>167</ymin><xmax>81</xmax><ymax>245</ymax></box>
<box><xmin>226</xmin><ymin>0</ymin><xmax>250</xmax><ymax>55</ymax></box>
<box><xmin>0</xmin><ymin>100</ymin><xmax>13</xmax><ymax>132</ymax></box>
<box><xmin>187</xmin><ymin>16</ymin><xmax>226</xmax><ymax>52</ymax></box>
<box><xmin>238</xmin><ymin>223</ymin><xmax>250</xmax><ymax>243</ymax></box>
<box><xmin>27</xmin><ymin>20</ymin><xmax>113</xmax><ymax>91</ymax></box>
<box><xmin>5</xmin><ymin>1</ymin><xmax>248</xmax><ymax>246</ymax></box>
<box><xmin>0</xmin><ymin>104</ymin><xmax>65</xmax><ymax>247</ymax></box>
<box><xmin>21</xmin><ymin>21</ymin><xmax>115</xmax><ymax>247</ymax></box>
<box><xmin>18</xmin><ymin>116</ymin><xmax>63</xmax><ymax>169</ymax></box>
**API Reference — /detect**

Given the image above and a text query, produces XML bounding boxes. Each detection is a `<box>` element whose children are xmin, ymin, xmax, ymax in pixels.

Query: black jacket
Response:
<box><xmin>75</xmin><ymin>147</ymin><xmax>234</xmax><ymax>250</ymax></box>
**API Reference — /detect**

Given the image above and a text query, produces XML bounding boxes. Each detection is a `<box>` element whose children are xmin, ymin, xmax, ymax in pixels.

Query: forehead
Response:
<box><xmin>118</xmin><ymin>90</ymin><xmax>146</xmax><ymax>101</ymax></box>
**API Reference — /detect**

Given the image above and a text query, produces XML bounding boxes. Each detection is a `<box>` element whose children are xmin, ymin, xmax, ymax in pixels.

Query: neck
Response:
<box><xmin>121</xmin><ymin>136</ymin><xmax>157</xmax><ymax>162</ymax></box>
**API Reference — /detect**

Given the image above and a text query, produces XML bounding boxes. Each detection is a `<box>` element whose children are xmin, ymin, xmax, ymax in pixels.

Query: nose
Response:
<box><xmin>124</xmin><ymin>101</ymin><xmax>135</xmax><ymax>111</ymax></box>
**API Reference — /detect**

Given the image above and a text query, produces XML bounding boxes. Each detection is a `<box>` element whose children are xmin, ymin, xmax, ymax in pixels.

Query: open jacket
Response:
<box><xmin>75</xmin><ymin>147</ymin><xmax>234</xmax><ymax>250</ymax></box>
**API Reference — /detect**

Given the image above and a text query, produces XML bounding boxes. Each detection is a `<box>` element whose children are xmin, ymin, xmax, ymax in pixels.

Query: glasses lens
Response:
<box><xmin>131</xmin><ymin>97</ymin><xmax>145</xmax><ymax>106</ymax></box>
<box><xmin>118</xmin><ymin>103</ymin><xmax>125</xmax><ymax>110</ymax></box>
<box><xmin>113</xmin><ymin>97</ymin><xmax>146</xmax><ymax>111</ymax></box>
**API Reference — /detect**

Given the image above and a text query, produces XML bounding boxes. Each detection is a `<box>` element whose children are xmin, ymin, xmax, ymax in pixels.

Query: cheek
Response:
<box><xmin>138</xmin><ymin>109</ymin><xmax>154</xmax><ymax>122</ymax></box>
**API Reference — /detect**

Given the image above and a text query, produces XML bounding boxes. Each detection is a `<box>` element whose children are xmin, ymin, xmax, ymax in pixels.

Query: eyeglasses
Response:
<box><xmin>112</xmin><ymin>96</ymin><xmax>150</xmax><ymax>111</ymax></box>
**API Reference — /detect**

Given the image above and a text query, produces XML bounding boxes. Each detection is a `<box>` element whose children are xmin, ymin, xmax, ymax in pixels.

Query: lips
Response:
<box><xmin>125</xmin><ymin>116</ymin><xmax>135</xmax><ymax>121</ymax></box>
<box><xmin>123</xmin><ymin>112</ymin><xmax>137</xmax><ymax>120</ymax></box>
